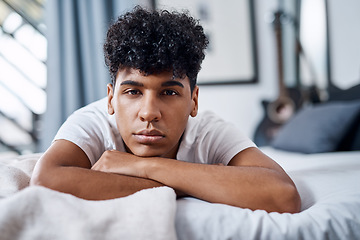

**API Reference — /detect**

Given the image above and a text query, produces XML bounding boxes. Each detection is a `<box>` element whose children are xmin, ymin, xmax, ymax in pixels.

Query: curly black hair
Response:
<box><xmin>103</xmin><ymin>6</ymin><xmax>208</xmax><ymax>91</ymax></box>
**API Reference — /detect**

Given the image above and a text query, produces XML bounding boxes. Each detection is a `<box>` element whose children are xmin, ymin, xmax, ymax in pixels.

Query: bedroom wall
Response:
<box><xmin>197</xmin><ymin>0</ymin><xmax>360</xmax><ymax>140</ymax></box>
<box><xmin>328</xmin><ymin>0</ymin><xmax>360</xmax><ymax>89</ymax></box>
<box><xmin>197</xmin><ymin>0</ymin><xmax>279</xmax><ymax>139</ymax></box>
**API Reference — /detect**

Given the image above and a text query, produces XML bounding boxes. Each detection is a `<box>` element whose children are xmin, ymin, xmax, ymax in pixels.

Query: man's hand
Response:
<box><xmin>92</xmin><ymin>150</ymin><xmax>193</xmax><ymax>198</ymax></box>
<box><xmin>31</xmin><ymin>140</ymin><xmax>164</xmax><ymax>200</ymax></box>
<box><xmin>92</xmin><ymin>150</ymin><xmax>147</xmax><ymax>178</ymax></box>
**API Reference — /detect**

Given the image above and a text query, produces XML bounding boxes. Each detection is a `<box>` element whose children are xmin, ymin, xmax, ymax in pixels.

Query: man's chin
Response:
<box><xmin>131</xmin><ymin>147</ymin><xmax>176</xmax><ymax>159</ymax></box>
<box><xmin>133</xmin><ymin>152</ymin><xmax>160</xmax><ymax>158</ymax></box>
<box><xmin>129</xmin><ymin>147</ymin><xmax>164</xmax><ymax>158</ymax></box>
<box><xmin>125</xmin><ymin>142</ymin><xmax>179</xmax><ymax>159</ymax></box>
<box><xmin>125</xmin><ymin>144</ymin><xmax>158</xmax><ymax>157</ymax></box>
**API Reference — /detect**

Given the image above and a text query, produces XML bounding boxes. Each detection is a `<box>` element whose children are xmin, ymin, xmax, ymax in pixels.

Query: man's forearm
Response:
<box><xmin>93</xmin><ymin>149</ymin><xmax>300</xmax><ymax>213</ymax></box>
<box><xmin>31</xmin><ymin>165</ymin><xmax>164</xmax><ymax>200</ymax></box>
<box><xmin>145</xmin><ymin>156</ymin><xmax>300</xmax><ymax>213</ymax></box>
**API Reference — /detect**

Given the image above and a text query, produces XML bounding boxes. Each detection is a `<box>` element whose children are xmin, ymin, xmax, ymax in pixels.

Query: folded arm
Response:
<box><xmin>30</xmin><ymin>140</ymin><xmax>164</xmax><ymax>200</ymax></box>
<box><xmin>92</xmin><ymin>147</ymin><xmax>301</xmax><ymax>213</ymax></box>
<box><xmin>32</xmin><ymin>139</ymin><xmax>300</xmax><ymax>212</ymax></box>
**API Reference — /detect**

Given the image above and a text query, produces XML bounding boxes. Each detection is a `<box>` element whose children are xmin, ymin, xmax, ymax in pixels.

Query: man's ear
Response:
<box><xmin>107</xmin><ymin>83</ymin><xmax>115</xmax><ymax>115</ymax></box>
<box><xmin>190</xmin><ymin>86</ymin><xmax>199</xmax><ymax>117</ymax></box>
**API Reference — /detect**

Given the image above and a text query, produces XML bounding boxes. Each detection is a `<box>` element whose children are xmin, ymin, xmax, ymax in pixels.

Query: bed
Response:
<box><xmin>177</xmin><ymin>147</ymin><xmax>360</xmax><ymax>240</ymax></box>
<box><xmin>0</xmin><ymin>147</ymin><xmax>359</xmax><ymax>239</ymax></box>
<box><xmin>1</xmin><ymin>87</ymin><xmax>360</xmax><ymax>240</ymax></box>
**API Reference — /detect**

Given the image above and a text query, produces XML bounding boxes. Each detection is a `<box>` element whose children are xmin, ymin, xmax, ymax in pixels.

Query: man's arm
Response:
<box><xmin>30</xmin><ymin>139</ymin><xmax>164</xmax><ymax>200</ymax></box>
<box><xmin>92</xmin><ymin>147</ymin><xmax>301</xmax><ymax>213</ymax></box>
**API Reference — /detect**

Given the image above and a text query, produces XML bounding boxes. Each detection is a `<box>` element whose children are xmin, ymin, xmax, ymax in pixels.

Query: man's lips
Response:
<box><xmin>133</xmin><ymin>129</ymin><xmax>165</xmax><ymax>144</ymax></box>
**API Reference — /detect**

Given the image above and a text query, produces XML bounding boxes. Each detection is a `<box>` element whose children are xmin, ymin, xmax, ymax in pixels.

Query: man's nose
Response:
<box><xmin>138</xmin><ymin>94</ymin><xmax>161</xmax><ymax>123</ymax></box>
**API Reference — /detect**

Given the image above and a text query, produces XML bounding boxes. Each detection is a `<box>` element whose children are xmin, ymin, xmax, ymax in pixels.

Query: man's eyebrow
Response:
<box><xmin>120</xmin><ymin>80</ymin><xmax>144</xmax><ymax>87</ymax></box>
<box><xmin>161</xmin><ymin>80</ymin><xmax>184</xmax><ymax>88</ymax></box>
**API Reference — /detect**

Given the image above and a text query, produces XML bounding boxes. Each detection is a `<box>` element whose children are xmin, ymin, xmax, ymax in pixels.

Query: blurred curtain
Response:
<box><xmin>39</xmin><ymin>0</ymin><xmax>135</xmax><ymax>151</ymax></box>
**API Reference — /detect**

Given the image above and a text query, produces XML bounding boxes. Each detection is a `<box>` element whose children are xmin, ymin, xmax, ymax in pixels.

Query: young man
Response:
<box><xmin>31</xmin><ymin>7</ymin><xmax>301</xmax><ymax>213</ymax></box>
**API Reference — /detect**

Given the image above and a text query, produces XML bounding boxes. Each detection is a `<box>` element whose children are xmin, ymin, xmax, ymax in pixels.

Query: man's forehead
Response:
<box><xmin>115</xmin><ymin>68</ymin><xmax>188</xmax><ymax>87</ymax></box>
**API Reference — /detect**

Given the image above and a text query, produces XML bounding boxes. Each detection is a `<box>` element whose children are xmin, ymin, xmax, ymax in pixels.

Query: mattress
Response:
<box><xmin>0</xmin><ymin>148</ymin><xmax>359</xmax><ymax>239</ymax></box>
<box><xmin>175</xmin><ymin>147</ymin><xmax>360</xmax><ymax>240</ymax></box>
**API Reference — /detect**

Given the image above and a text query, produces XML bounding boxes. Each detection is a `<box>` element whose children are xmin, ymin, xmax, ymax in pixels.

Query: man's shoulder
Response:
<box><xmin>76</xmin><ymin>97</ymin><xmax>108</xmax><ymax>114</ymax></box>
<box><xmin>62</xmin><ymin>97</ymin><xmax>115</xmax><ymax>132</ymax></box>
<box><xmin>183</xmin><ymin>111</ymin><xmax>226</xmax><ymax>143</ymax></box>
<box><xmin>187</xmin><ymin>111</ymin><xmax>225</xmax><ymax>130</ymax></box>
<box><xmin>192</xmin><ymin>111</ymin><xmax>219</xmax><ymax>120</ymax></box>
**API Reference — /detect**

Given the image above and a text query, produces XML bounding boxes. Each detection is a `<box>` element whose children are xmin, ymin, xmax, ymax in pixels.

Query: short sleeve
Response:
<box><xmin>177</xmin><ymin>111</ymin><xmax>256</xmax><ymax>165</ymax></box>
<box><xmin>53</xmin><ymin>98</ymin><xmax>123</xmax><ymax>165</ymax></box>
<box><xmin>209</xmin><ymin>118</ymin><xmax>257</xmax><ymax>165</ymax></box>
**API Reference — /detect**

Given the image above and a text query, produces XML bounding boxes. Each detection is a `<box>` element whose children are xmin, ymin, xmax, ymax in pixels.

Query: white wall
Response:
<box><xmin>198</xmin><ymin>0</ymin><xmax>360</xmax><ymax>139</ymax></box>
<box><xmin>198</xmin><ymin>0</ymin><xmax>279</xmax><ymax>139</ymax></box>
<box><xmin>328</xmin><ymin>0</ymin><xmax>360</xmax><ymax>89</ymax></box>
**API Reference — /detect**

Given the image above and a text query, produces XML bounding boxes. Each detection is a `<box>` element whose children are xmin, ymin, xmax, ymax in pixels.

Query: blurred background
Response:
<box><xmin>0</xmin><ymin>0</ymin><xmax>359</xmax><ymax>154</ymax></box>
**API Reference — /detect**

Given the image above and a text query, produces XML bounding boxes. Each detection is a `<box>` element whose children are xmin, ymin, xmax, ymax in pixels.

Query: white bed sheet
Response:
<box><xmin>0</xmin><ymin>149</ymin><xmax>359</xmax><ymax>240</ymax></box>
<box><xmin>175</xmin><ymin>147</ymin><xmax>360</xmax><ymax>240</ymax></box>
<box><xmin>0</xmin><ymin>153</ymin><xmax>177</xmax><ymax>240</ymax></box>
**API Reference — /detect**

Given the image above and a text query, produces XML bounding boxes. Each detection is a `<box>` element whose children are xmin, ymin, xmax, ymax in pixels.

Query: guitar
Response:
<box><xmin>254</xmin><ymin>11</ymin><xmax>301</xmax><ymax>146</ymax></box>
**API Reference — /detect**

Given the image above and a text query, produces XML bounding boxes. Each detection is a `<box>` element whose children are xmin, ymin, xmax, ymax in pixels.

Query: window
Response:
<box><xmin>0</xmin><ymin>0</ymin><xmax>46</xmax><ymax>154</ymax></box>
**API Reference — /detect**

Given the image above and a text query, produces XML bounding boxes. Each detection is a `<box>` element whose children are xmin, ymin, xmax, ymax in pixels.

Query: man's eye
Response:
<box><xmin>162</xmin><ymin>90</ymin><xmax>178</xmax><ymax>96</ymax></box>
<box><xmin>125</xmin><ymin>89</ymin><xmax>141</xmax><ymax>95</ymax></box>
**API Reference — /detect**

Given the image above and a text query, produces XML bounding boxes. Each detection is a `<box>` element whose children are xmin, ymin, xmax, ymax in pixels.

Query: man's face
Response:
<box><xmin>107</xmin><ymin>68</ymin><xmax>199</xmax><ymax>159</ymax></box>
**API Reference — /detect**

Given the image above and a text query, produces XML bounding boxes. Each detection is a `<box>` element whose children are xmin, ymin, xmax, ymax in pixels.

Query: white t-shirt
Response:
<box><xmin>54</xmin><ymin>97</ymin><xmax>256</xmax><ymax>166</ymax></box>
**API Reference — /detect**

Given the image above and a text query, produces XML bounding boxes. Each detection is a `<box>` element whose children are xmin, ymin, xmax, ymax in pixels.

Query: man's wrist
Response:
<box><xmin>140</xmin><ymin>157</ymin><xmax>162</xmax><ymax>180</ymax></box>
